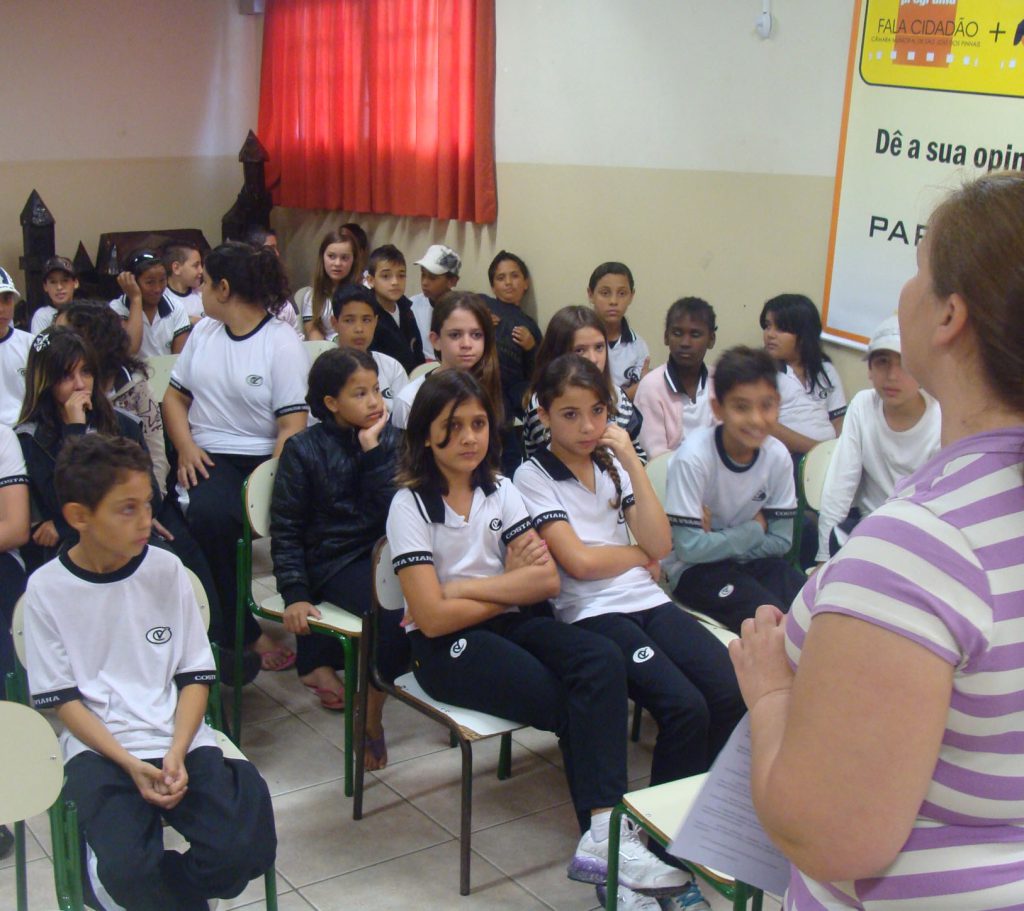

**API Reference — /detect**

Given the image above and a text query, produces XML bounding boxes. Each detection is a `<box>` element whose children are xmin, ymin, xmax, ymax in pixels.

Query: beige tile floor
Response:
<box><xmin>2</xmin><ymin>558</ymin><xmax>784</xmax><ymax>911</ymax></box>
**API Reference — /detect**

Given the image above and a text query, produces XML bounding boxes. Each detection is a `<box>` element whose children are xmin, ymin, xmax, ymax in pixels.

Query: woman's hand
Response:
<box><xmin>728</xmin><ymin>604</ymin><xmax>794</xmax><ymax>711</ymax></box>
<box><xmin>176</xmin><ymin>444</ymin><xmax>215</xmax><ymax>490</ymax></box>
<box><xmin>151</xmin><ymin>518</ymin><xmax>174</xmax><ymax>541</ymax></box>
<box><xmin>505</xmin><ymin>530</ymin><xmax>551</xmax><ymax>571</ymax></box>
<box><xmin>702</xmin><ymin>504</ymin><xmax>713</xmax><ymax>532</ymax></box>
<box><xmin>598</xmin><ymin>422</ymin><xmax>636</xmax><ymax>466</ymax></box>
<box><xmin>117</xmin><ymin>271</ymin><xmax>143</xmax><ymax>304</ymax></box>
<box><xmin>511</xmin><ymin>325</ymin><xmax>535</xmax><ymax>351</ymax></box>
<box><xmin>284</xmin><ymin>601</ymin><xmax>321</xmax><ymax>635</ymax></box>
<box><xmin>62</xmin><ymin>389</ymin><xmax>92</xmax><ymax>425</ymax></box>
<box><xmin>358</xmin><ymin>410</ymin><xmax>389</xmax><ymax>452</ymax></box>
<box><xmin>32</xmin><ymin>520</ymin><xmax>59</xmax><ymax>548</ymax></box>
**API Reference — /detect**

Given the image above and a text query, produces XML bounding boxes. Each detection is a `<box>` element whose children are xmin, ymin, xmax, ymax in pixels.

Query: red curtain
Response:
<box><xmin>258</xmin><ymin>0</ymin><xmax>497</xmax><ymax>224</ymax></box>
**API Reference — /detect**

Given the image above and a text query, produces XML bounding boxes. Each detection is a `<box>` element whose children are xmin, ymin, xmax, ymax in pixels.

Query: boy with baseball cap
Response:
<box><xmin>410</xmin><ymin>244</ymin><xmax>461</xmax><ymax>357</ymax></box>
<box><xmin>815</xmin><ymin>314</ymin><xmax>941</xmax><ymax>562</ymax></box>
<box><xmin>30</xmin><ymin>256</ymin><xmax>79</xmax><ymax>334</ymax></box>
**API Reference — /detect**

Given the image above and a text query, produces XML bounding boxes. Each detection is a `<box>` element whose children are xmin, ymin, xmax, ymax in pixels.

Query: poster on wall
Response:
<box><xmin>822</xmin><ymin>0</ymin><xmax>1024</xmax><ymax>349</ymax></box>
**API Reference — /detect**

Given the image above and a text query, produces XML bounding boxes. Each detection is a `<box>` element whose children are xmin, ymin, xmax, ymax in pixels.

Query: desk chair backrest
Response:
<box><xmin>408</xmin><ymin>361</ymin><xmax>440</xmax><ymax>383</ymax></box>
<box><xmin>801</xmin><ymin>437</ymin><xmax>838</xmax><ymax>514</ymax></box>
<box><xmin>304</xmin><ymin>339</ymin><xmax>336</xmax><ymax>362</ymax></box>
<box><xmin>373</xmin><ymin>538</ymin><xmax>405</xmax><ymax>612</ymax></box>
<box><xmin>243</xmin><ymin>458</ymin><xmax>279</xmax><ymax>540</ymax></box>
<box><xmin>145</xmin><ymin>354</ymin><xmax>178</xmax><ymax>403</ymax></box>
<box><xmin>644</xmin><ymin>450</ymin><xmax>672</xmax><ymax>506</ymax></box>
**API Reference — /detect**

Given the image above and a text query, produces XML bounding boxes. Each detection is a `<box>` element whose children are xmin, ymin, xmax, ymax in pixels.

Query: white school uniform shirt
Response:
<box><xmin>372</xmin><ymin>351</ymin><xmax>409</xmax><ymax>403</ymax></box>
<box><xmin>165</xmin><ymin>285</ymin><xmax>204</xmax><ymax>320</ymax></box>
<box><xmin>169</xmin><ymin>315</ymin><xmax>309</xmax><ymax>456</ymax></box>
<box><xmin>0</xmin><ymin>326</ymin><xmax>31</xmax><ymax>426</ymax></box>
<box><xmin>816</xmin><ymin>388</ymin><xmax>941</xmax><ymax>561</ymax></box>
<box><xmin>607</xmin><ymin>318</ymin><xmax>650</xmax><ymax>390</ymax></box>
<box><xmin>386</xmin><ymin>479</ymin><xmax>535</xmax><ymax>632</ymax></box>
<box><xmin>30</xmin><ymin>305</ymin><xmax>57</xmax><ymax>335</ymax></box>
<box><xmin>0</xmin><ymin>424</ymin><xmax>28</xmax><ymax>569</ymax></box>
<box><xmin>776</xmin><ymin>361</ymin><xmax>847</xmax><ymax>443</ymax></box>
<box><xmin>23</xmin><ymin>546</ymin><xmax>219</xmax><ymax>763</ymax></box>
<box><xmin>662</xmin><ymin>424</ymin><xmax>797</xmax><ymax>587</ymax></box>
<box><xmin>389</xmin><ymin>372</ymin><xmax>428</xmax><ymax>430</ymax></box>
<box><xmin>109</xmin><ymin>293</ymin><xmax>192</xmax><ymax>358</ymax></box>
<box><xmin>409</xmin><ymin>292</ymin><xmax>435</xmax><ymax>356</ymax></box>
<box><xmin>296</xmin><ymin>286</ymin><xmax>337</xmax><ymax>341</ymax></box>
<box><xmin>514</xmin><ymin>448</ymin><xmax>666</xmax><ymax>624</ymax></box>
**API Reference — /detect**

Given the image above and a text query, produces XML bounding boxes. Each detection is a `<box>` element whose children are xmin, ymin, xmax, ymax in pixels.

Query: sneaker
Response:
<box><xmin>595</xmin><ymin>883</ymin><xmax>661</xmax><ymax>909</ymax></box>
<box><xmin>659</xmin><ymin>881</ymin><xmax>711</xmax><ymax>911</ymax></box>
<box><xmin>567</xmin><ymin>818</ymin><xmax>690</xmax><ymax>895</ymax></box>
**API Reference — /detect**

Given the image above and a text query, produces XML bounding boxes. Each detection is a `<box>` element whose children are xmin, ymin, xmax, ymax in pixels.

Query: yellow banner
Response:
<box><xmin>861</xmin><ymin>0</ymin><xmax>1024</xmax><ymax>97</ymax></box>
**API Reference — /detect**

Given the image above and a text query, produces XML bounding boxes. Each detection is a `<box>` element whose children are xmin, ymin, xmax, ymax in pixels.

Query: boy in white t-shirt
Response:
<box><xmin>30</xmin><ymin>255</ymin><xmax>79</xmax><ymax>335</ymax></box>
<box><xmin>0</xmin><ymin>267</ymin><xmax>31</xmax><ymax>426</ymax></box>
<box><xmin>587</xmin><ymin>262</ymin><xmax>649</xmax><ymax>399</ymax></box>
<box><xmin>162</xmin><ymin>241</ymin><xmax>205</xmax><ymax>324</ymax></box>
<box><xmin>329</xmin><ymin>284</ymin><xmax>409</xmax><ymax>403</ymax></box>
<box><xmin>410</xmin><ymin>244</ymin><xmax>461</xmax><ymax>358</ymax></box>
<box><xmin>816</xmin><ymin>315</ymin><xmax>941</xmax><ymax>562</ymax></box>
<box><xmin>664</xmin><ymin>346</ymin><xmax>806</xmax><ymax>633</ymax></box>
<box><xmin>23</xmin><ymin>434</ymin><xmax>275</xmax><ymax>910</ymax></box>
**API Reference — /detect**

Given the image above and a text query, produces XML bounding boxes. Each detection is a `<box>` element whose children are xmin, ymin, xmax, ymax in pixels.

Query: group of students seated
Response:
<box><xmin>0</xmin><ymin>223</ymin><xmax>942</xmax><ymax>911</ymax></box>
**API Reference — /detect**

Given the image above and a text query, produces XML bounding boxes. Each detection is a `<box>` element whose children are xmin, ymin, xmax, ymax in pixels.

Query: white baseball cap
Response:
<box><xmin>414</xmin><ymin>244</ymin><xmax>461</xmax><ymax>277</ymax></box>
<box><xmin>866</xmin><ymin>314</ymin><xmax>901</xmax><ymax>357</ymax></box>
<box><xmin>0</xmin><ymin>267</ymin><xmax>20</xmax><ymax>299</ymax></box>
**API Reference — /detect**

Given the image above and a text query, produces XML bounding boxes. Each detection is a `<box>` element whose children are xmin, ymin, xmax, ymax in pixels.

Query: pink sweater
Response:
<box><xmin>634</xmin><ymin>362</ymin><xmax>715</xmax><ymax>458</ymax></box>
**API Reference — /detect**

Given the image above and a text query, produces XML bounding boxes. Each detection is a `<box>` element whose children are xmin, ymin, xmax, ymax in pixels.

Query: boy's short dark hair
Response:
<box><xmin>243</xmin><ymin>225</ymin><xmax>277</xmax><ymax>247</ymax></box>
<box><xmin>161</xmin><ymin>240</ymin><xmax>201</xmax><ymax>270</ymax></box>
<box><xmin>666</xmin><ymin>296</ymin><xmax>717</xmax><ymax>333</ymax></box>
<box><xmin>331</xmin><ymin>284</ymin><xmax>378</xmax><ymax>320</ymax></box>
<box><xmin>55</xmin><ymin>435</ymin><xmax>152</xmax><ymax>510</ymax></box>
<box><xmin>367</xmin><ymin>244</ymin><xmax>406</xmax><ymax>276</ymax></box>
<box><xmin>713</xmin><ymin>346</ymin><xmax>778</xmax><ymax>402</ymax></box>
<box><xmin>341</xmin><ymin>222</ymin><xmax>369</xmax><ymax>254</ymax></box>
<box><xmin>306</xmin><ymin>347</ymin><xmax>378</xmax><ymax>422</ymax></box>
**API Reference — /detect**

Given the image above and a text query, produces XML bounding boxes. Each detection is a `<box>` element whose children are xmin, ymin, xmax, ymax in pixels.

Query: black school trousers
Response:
<box><xmin>575</xmin><ymin>603</ymin><xmax>745</xmax><ymax>787</ymax></box>
<box><xmin>409</xmin><ymin>613</ymin><xmax>627</xmax><ymax>833</ymax></box>
<box><xmin>64</xmin><ymin>745</ymin><xmax>276</xmax><ymax>911</ymax></box>
<box><xmin>673</xmin><ymin>557</ymin><xmax>807</xmax><ymax>634</ymax></box>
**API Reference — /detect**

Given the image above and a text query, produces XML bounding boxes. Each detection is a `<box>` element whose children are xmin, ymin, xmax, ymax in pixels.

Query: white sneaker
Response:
<box><xmin>659</xmin><ymin>881</ymin><xmax>711</xmax><ymax>910</ymax></box>
<box><xmin>568</xmin><ymin>818</ymin><xmax>689</xmax><ymax>895</ymax></box>
<box><xmin>596</xmin><ymin>883</ymin><xmax>661</xmax><ymax>909</ymax></box>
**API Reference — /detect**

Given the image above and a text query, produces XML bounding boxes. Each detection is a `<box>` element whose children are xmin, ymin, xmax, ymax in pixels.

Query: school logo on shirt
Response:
<box><xmin>450</xmin><ymin>638</ymin><xmax>468</xmax><ymax>658</ymax></box>
<box><xmin>625</xmin><ymin>366</ymin><xmax>641</xmax><ymax>384</ymax></box>
<box><xmin>245</xmin><ymin>374</ymin><xmax>264</xmax><ymax>387</ymax></box>
<box><xmin>383</xmin><ymin>388</ymin><xmax>393</xmax><ymax>399</ymax></box>
<box><xmin>146</xmin><ymin>626</ymin><xmax>172</xmax><ymax>645</ymax></box>
<box><xmin>816</xmin><ymin>389</ymin><xmax>828</xmax><ymax>400</ymax></box>
<box><xmin>718</xmin><ymin>584</ymin><xmax>735</xmax><ymax>598</ymax></box>
<box><xmin>752</xmin><ymin>488</ymin><xmax>767</xmax><ymax>502</ymax></box>
<box><xmin>17</xmin><ymin>367</ymin><xmax>25</xmax><ymax>377</ymax></box>
<box><xmin>616</xmin><ymin>509</ymin><xmax>626</xmax><ymax>525</ymax></box>
<box><xmin>632</xmin><ymin>646</ymin><xmax>655</xmax><ymax>664</ymax></box>
<box><xmin>489</xmin><ymin>518</ymin><xmax>503</xmax><ymax>532</ymax></box>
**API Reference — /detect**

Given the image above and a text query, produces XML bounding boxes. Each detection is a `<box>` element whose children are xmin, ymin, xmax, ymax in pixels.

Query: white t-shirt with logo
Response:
<box><xmin>607</xmin><ymin>318</ymin><xmax>650</xmax><ymax>390</ymax></box>
<box><xmin>386</xmin><ymin>478</ymin><xmax>534</xmax><ymax>632</ymax></box>
<box><xmin>514</xmin><ymin>448</ymin><xmax>667</xmax><ymax>624</ymax></box>
<box><xmin>165</xmin><ymin>285</ymin><xmax>204</xmax><ymax>320</ymax></box>
<box><xmin>110</xmin><ymin>293</ymin><xmax>192</xmax><ymax>358</ymax></box>
<box><xmin>169</xmin><ymin>315</ymin><xmax>309</xmax><ymax>455</ymax></box>
<box><xmin>776</xmin><ymin>362</ymin><xmax>847</xmax><ymax>443</ymax></box>
<box><xmin>0</xmin><ymin>326</ymin><xmax>31</xmax><ymax>426</ymax></box>
<box><xmin>23</xmin><ymin>545</ymin><xmax>219</xmax><ymax>762</ymax></box>
<box><xmin>296</xmin><ymin>286</ymin><xmax>336</xmax><ymax>341</ymax></box>
<box><xmin>662</xmin><ymin>424</ymin><xmax>797</xmax><ymax>586</ymax></box>
<box><xmin>372</xmin><ymin>351</ymin><xmax>409</xmax><ymax>404</ymax></box>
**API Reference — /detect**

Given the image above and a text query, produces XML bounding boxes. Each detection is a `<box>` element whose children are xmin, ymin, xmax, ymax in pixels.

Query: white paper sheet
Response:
<box><xmin>668</xmin><ymin>714</ymin><xmax>791</xmax><ymax>896</ymax></box>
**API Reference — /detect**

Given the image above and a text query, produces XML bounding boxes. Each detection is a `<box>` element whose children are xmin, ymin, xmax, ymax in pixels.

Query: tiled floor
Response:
<box><xmin>2</xmin><ymin>559</ymin><xmax>784</xmax><ymax>911</ymax></box>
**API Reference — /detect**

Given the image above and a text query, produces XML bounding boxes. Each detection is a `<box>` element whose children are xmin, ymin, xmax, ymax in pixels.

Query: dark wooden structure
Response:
<box><xmin>18</xmin><ymin>190</ymin><xmax>55</xmax><ymax>326</ymax></box>
<box><xmin>222</xmin><ymin>130</ymin><xmax>273</xmax><ymax>242</ymax></box>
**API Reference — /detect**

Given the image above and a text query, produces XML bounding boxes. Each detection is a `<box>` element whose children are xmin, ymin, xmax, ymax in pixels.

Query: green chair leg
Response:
<box><xmin>497</xmin><ymin>732</ymin><xmax>512</xmax><ymax>780</ymax></box>
<box><xmin>264</xmin><ymin>865</ymin><xmax>278</xmax><ymax>910</ymax></box>
<box><xmin>14</xmin><ymin>819</ymin><xmax>27</xmax><ymax>911</ymax></box>
<box><xmin>630</xmin><ymin>701</ymin><xmax>643</xmax><ymax>742</ymax></box>
<box><xmin>341</xmin><ymin>638</ymin><xmax>357</xmax><ymax>797</ymax></box>
<box><xmin>232</xmin><ymin>537</ymin><xmax>249</xmax><ymax>745</ymax></box>
<box><xmin>605</xmin><ymin>804</ymin><xmax>625</xmax><ymax>911</ymax></box>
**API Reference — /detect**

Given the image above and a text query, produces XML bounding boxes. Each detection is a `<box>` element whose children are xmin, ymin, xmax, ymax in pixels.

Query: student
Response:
<box><xmin>366</xmin><ymin>244</ymin><xmax>425</xmax><ymax>374</ymax></box>
<box><xmin>634</xmin><ymin>297</ymin><xmax>717</xmax><ymax>458</ymax></box>
<box><xmin>0</xmin><ymin>423</ymin><xmax>29</xmax><ymax>703</ymax></box>
<box><xmin>162</xmin><ymin>242</ymin><xmax>309</xmax><ymax>668</ymax></box>
<box><xmin>23</xmin><ymin>434</ymin><xmax>276</xmax><ymax>910</ymax></box>
<box><xmin>815</xmin><ymin>315</ymin><xmax>940</xmax><ymax>563</ymax></box>
<box><xmin>271</xmin><ymin>348</ymin><xmax>405</xmax><ymax>768</ymax></box>
<box><xmin>162</xmin><ymin>240</ymin><xmax>204</xmax><ymax>324</ymax></box>
<box><xmin>389</xmin><ymin>292</ymin><xmax>501</xmax><ymax>432</ymax></box>
<box><xmin>410</xmin><ymin>244</ymin><xmax>461</xmax><ymax>356</ymax></box>
<box><xmin>110</xmin><ymin>249</ymin><xmax>192</xmax><ymax>358</ymax></box>
<box><xmin>387</xmin><ymin>368</ymin><xmax>690</xmax><ymax>902</ymax></box>
<box><xmin>663</xmin><ymin>346</ymin><xmax>806</xmax><ymax>633</ymax></box>
<box><xmin>298</xmin><ymin>228</ymin><xmax>362</xmax><ymax>341</ymax></box>
<box><xmin>0</xmin><ymin>266</ymin><xmax>31</xmax><ymax>426</ymax></box>
<box><xmin>761</xmin><ymin>293</ymin><xmax>847</xmax><ymax>455</ymax></box>
<box><xmin>30</xmin><ymin>256</ymin><xmax>79</xmax><ymax>335</ymax></box>
<box><xmin>523</xmin><ymin>306</ymin><xmax>645</xmax><ymax>463</ymax></box>
<box><xmin>244</xmin><ymin>226</ymin><xmax>304</xmax><ymax>339</ymax></box>
<box><xmin>516</xmin><ymin>354</ymin><xmax>744</xmax><ymax>781</ymax></box>
<box><xmin>56</xmin><ymin>301</ymin><xmax>170</xmax><ymax>499</ymax></box>
<box><xmin>329</xmin><ymin>285</ymin><xmax>408</xmax><ymax>403</ymax></box>
<box><xmin>587</xmin><ymin>262</ymin><xmax>649</xmax><ymax>399</ymax></box>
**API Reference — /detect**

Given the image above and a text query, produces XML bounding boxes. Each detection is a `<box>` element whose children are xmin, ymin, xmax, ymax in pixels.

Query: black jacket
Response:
<box><xmin>270</xmin><ymin>419</ymin><xmax>400</xmax><ymax>606</ymax></box>
<box><xmin>370</xmin><ymin>296</ymin><xmax>425</xmax><ymax>374</ymax></box>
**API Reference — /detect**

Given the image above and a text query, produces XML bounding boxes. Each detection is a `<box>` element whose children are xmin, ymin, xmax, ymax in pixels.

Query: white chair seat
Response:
<box><xmin>0</xmin><ymin>702</ymin><xmax>64</xmax><ymax>824</ymax></box>
<box><xmin>256</xmin><ymin>594</ymin><xmax>363</xmax><ymax>637</ymax></box>
<box><xmin>215</xmin><ymin>730</ymin><xmax>246</xmax><ymax>762</ymax></box>
<box><xmin>393</xmin><ymin>672</ymin><xmax>522</xmax><ymax>741</ymax></box>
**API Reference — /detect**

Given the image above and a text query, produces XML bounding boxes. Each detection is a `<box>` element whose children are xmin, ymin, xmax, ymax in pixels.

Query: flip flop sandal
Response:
<box><xmin>303</xmin><ymin>683</ymin><xmax>345</xmax><ymax>711</ymax></box>
<box><xmin>259</xmin><ymin>646</ymin><xmax>296</xmax><ymax>672</ymax></box>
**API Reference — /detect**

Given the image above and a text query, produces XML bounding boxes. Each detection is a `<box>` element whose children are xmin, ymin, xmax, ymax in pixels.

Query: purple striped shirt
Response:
<box><xmin>784</xmin><ymin>428</ymin><xmax>1024</xmax><ymax>910</ymax></box>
